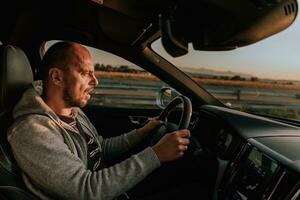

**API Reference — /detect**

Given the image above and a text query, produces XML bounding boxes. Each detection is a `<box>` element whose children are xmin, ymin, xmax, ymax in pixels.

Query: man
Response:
<box><xmin>7</xmin><ymin>42</ymin><xmax>191</xmax><ymax>200</ymax></box>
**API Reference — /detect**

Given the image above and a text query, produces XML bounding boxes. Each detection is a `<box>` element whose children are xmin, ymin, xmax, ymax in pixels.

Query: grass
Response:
<box><xmin>95</xmin><ymin>71</ymin><xmax>159</xmax><ymax>81</ymax></box>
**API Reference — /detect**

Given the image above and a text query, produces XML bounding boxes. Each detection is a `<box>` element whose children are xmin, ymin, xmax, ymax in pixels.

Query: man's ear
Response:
<box><xmin>49</xmin><ymin>68</ymin><xmax>64</xmax><ymax>86</ymax></box>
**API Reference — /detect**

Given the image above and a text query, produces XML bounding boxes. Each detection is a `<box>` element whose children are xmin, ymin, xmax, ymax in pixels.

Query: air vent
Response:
<box><xmin>284</xmin><ymin>2</ymin><xmax>296</xmax><ymax>15</ymax></box>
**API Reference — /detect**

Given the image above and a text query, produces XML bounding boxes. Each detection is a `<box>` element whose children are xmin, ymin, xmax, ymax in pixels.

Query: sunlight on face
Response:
<box><xmin>62</xmin><ymin>45</ymin><xmax>98</xmax><ymax>108</ymax></box>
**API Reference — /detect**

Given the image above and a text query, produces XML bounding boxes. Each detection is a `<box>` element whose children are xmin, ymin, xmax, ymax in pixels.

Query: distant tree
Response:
<box><xmin>285</xmin><ymin>82</ymin><xmax>294</xmax><ymax>85</ymax></box>
<box><xmin>100</xmin><ymin>64</ymin><xmax>106</xmax><ymax>70</ymax></box>
<box><xmin>106</xmin><ymin>65</ymin><xmax>113</xmax><ymax>72</ymax></box>
<box><xmin>94</xmin><ymin>63</ymin><xmax>141</xmax><ymax>73</ymax></box>
<box><xmin>231</xmin><ymin>75</ymin><xmax>243</xmax><ymax>81</ymax></box>
<box><xmin>94</xmin><ymin>63</ymin><xmax>108</xmax><ymax>71</ymax></box>
<box><xmin>94</xmin><ymin>63</ymin><xmax>101</xmax><ymax>71</ymax></box>
<box><xmin>250</xmin><ymin>77</ymin><xmax>259</xmax><ymax>81</ymax></box>
<box><xmin>118</xmin><ymin>65</ymin><xmax>131</xmax><ymax>72</ymax></box>
<box><xmin>220</xmin><ymin>76</ymin><xmax>229</xmax><ymax>80</ymax></box>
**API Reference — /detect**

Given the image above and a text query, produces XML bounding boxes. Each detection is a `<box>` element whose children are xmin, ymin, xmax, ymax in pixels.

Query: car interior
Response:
<box><xmin>1</xmin><ymin>0</ymin><xmax>300</xmax><ymax>199</ymax></box>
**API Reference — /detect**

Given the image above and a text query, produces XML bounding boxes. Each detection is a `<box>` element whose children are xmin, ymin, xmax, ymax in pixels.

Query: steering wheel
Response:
<box><xmin>148</xmin><ymin>95</ymin><xmax>192</xmax><ymax>146</ymax></box>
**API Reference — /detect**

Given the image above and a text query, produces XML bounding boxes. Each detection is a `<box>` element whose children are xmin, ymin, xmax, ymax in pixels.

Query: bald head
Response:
<box><xmin>41</xmin><ymin>41</ymin><xmax>98</xmax><ymax>111</ymax></box>
<box><xmin>41</xmin><ymin>42</ymin><xmax>91</xmax><ymax>86</ymax></box>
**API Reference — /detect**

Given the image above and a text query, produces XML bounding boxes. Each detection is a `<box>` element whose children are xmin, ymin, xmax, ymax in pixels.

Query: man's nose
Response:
<box><xmin>90</xmin><ymin>74</ymin><xmax>99</xmax><ymax>87</ymax></box>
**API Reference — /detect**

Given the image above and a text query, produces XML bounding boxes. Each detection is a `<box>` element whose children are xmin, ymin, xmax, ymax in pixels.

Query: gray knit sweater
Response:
<box><xmin>7</xmin><ymin>81</ymin><xmax>161</xmax><ymax>200</ymax></box>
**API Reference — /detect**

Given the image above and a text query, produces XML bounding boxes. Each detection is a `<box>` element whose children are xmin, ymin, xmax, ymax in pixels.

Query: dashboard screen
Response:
<box><xmin>230</xmin><ymin>147</ymin><xmax>279</xmax><ymax>200</ymax></box>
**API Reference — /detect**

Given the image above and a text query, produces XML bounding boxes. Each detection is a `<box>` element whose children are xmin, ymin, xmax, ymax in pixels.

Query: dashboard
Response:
<box><xmin>190</xmin><ymin>105</ymin><xmax>300</xmax><ymax>200</ymax></box>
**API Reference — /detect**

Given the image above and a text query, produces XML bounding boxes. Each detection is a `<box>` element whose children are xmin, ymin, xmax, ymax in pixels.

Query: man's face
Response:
<box><xmin>62</xmin><ymin>48</ymin><xmax>98</xmax><ymax>108</ymax></box>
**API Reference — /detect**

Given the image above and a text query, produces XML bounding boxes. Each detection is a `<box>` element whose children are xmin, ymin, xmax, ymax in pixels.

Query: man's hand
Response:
<box><xmin>152</xmin><ymin>129</ymin><xmax>191</xmax><ymax>163</ymax></box>
<box><xmin>136</xmin><ymin>116</ymin><xmax>163</xmax><ymax>139</ymax></box>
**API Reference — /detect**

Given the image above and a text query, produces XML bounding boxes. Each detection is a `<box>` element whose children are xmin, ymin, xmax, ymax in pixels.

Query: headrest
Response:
<box><xmin>0</xmin><ymin>45</ymin><xmax>33</xmax><ymax>109</ymax></box>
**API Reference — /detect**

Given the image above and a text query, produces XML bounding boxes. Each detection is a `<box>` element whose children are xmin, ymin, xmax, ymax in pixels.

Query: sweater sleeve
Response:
<box><xmin>8</xmin><ymin>116</ymin><xmax>161</xmax><ymax>200</ymax></box>
<box><xmin>101</xmin><ymin>129</ymin><xmax>145</xmax><ymax>160</ymax></box>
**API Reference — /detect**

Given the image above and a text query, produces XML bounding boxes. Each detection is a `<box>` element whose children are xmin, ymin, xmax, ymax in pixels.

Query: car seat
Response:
<box><xmin>0</xmin><ymin>44</ymin><xmax>39</xmax><ymax>199</ymax></box>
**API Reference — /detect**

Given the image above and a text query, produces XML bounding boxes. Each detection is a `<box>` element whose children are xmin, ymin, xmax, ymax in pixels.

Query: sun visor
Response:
<box><xmin>160</xmin><ymin>0</ymin><xmax>298</xmax><ymax>57</ymax></box>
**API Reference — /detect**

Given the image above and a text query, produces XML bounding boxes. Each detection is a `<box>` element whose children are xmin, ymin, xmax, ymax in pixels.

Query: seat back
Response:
<box><xmin>0</xmin><ymin>45</ymin><xmax>38</xmax><ymax>199</ymax></box>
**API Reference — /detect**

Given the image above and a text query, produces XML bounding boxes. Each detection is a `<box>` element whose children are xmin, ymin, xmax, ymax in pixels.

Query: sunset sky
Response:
<box><xmin>152</xmin><ymin>15</ymin><xmax>300</xmax><ymax>81</ymax></box>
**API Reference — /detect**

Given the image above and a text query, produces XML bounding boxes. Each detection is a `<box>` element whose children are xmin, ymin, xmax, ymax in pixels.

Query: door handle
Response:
<box><xmin>129</xmin><ymin>116</ymin><xmax>149</xmax><ymax>125</ymax></box>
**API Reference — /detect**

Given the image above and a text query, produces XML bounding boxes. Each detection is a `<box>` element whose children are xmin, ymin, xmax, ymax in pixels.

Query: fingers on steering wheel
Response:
<box><xmin>179</xmin><ymin>138</ymin><xmax>190</xmax><ymax>145</ymax></box>
<box><xmin>176</xmin><ymin>129</ymin><xmax>191</xmax><ymax>138</ymax></box>
<box><xmin>179</xmin><ymin>145</ymin><xmax>188</xmax><ymax>151</ymax></box>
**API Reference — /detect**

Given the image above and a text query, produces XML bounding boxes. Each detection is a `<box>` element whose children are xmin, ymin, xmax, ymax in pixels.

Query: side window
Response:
<box><xmin>45</xmin><ymin>41</ymin><xmax>168</xmax><ymax>109</ymax></box>
<box><xmin>90</xmin><ymin>49</ymin><xmax>169</xmax><ymax>109</ymax></box>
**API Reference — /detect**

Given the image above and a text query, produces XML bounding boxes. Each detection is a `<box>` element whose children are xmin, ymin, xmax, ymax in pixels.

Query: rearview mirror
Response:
<box><xmin>160</xmin><ymin>0</ymin><xmax>297</xmax><ymax>57</ymax></box>
<box><xmin>159</xmin><ymin>13</ymin><xmax>188</xmax><ymax>57</ymax></box>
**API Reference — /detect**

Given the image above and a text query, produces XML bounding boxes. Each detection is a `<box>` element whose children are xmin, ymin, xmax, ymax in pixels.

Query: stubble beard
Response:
<box><xmin>63</xmin><ymin>86</ymin><xmax>87</xmax><ymax>108</ymax></box>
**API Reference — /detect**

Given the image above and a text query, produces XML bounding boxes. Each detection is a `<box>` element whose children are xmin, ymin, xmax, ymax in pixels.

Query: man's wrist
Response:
<box><xmin>136</xmin><ymin>128</ymin><xmax>147</xmax><ymax>139</ymax></box>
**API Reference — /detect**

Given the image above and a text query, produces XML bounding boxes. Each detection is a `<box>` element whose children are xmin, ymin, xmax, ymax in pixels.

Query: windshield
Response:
<box><xmin>151</xmin><ymin>18</ymin><xmax>300</xmax><ymax>122</ymax></box>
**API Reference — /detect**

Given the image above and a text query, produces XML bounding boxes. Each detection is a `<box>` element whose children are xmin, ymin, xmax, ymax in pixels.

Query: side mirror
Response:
<box><xmin>156</xmin><ymin>87</ymin><xmax>181</xmax><ymax>108</ymax></box>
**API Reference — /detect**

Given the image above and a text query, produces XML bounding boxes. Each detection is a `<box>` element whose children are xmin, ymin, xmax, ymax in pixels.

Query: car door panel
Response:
<box><xmin>83</xmin><ymin>105</ymin><xmax>161</xmax><ymax>137</ymax></box>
